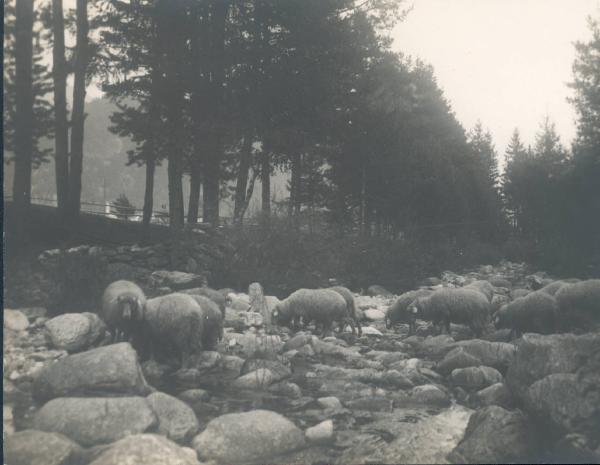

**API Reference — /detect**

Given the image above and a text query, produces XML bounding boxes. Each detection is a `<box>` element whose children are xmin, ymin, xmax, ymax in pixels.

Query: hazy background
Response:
<box><xmin>393</xmin><ymin>0</ymin><xmax>599</xmax><ymax>160</ymax></box>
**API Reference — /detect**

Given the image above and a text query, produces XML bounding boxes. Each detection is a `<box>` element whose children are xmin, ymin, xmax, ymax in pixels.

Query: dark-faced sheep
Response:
<box><xmin>273</xmin><ymin>289</ymin><xmax>352</xmax><ymax>336</ymax></box>
<box><xmin>189</xmin><ymin>294</ymin><xmax>224</xmax><ymax>350</ymax></box>
<box><xmin>408</xmin><ymin>288</ymin><xmax>491</xmax><ymax>337</ymax></box>
<box><xmin>329</xmin><ymin>286</ymin><xmax>362</xmax><ymax>336</ymax></box>
<box><xmin>181</xmin><ymin>287</ymin><xmax>226</xmax><ymax>318</ymax></box>
<box><xmin>385</xmin><ymin>289</ymin><xmax>432</xmax><ymax>334</ymax></box>
<box><xmin>101</xmin><ymin>280</ymin><xmax>146</xmax><ymax>343</ymax></box>
<box><xmin>555</xmin><ymin>279</ymin><xmax>600</xmax><ymax>331</ymax></box>
<box><xmin>464</xmin><ymin>280</ymin><xmax>494</xmax><ymax>302</ymax></box>
<box><xmin>494</xmin><ymin>291</ymin><xmax>559</xmax><ymax>338</ymax></box>
<box><xmin>142</xmin><ymin>293</ymin><xmax>204</xmax><ymax>368</ymax></box>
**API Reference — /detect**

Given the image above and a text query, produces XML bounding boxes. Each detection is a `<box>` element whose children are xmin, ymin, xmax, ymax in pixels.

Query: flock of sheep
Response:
<box><xmin>100</xmin><ymin>276</ymin><xmax>600</xmax><ymax>369</ymax></box>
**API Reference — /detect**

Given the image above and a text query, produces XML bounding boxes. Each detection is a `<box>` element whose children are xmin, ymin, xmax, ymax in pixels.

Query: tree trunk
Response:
<box><xmin>142</xmin><ymin>157</ymin><xmax>155</xmax><ymax>228</ymax></box>
<box><xmin>52</xmin><ymin>0</ymin><xmax>69</xmax><ymax>218</ymax></box>
<box><xmin>233</xmin><ymin>136</ymin><xmax>252</xmax><ymax>225</ymax></box>
<box><xmin>261</xmin><ymin>150</ymin><xmax>271</xmax><ymax>217</ymax></box>
<box><xmin>239</xmin><ymin>169</ymin><xmax>259</xmax><ymax>224</ymax></box>
<box><xmin>68</xmin><ymin>0</ymin><xmax>88</xmax><ymax>224</ymax></box>
<box><xmin>187</xmin><ymin>160</ymin><xmax>201</xmax><ymax>224</ymax></box>
<box><xmin>13</xmin><ymin>0</ymin><xmax>34</xmax><ymax>229</ymax></box>
<box><xmin>360</xmin><ymin>163</ymin><xmax>366</xmax><ymax>235</ymax></box>
<box><xmin>288</xmin><ymin>151</ymin><xmax>301</xmax><ymax>217</ymax></box>
<box><xmin>202</xmin><ymin>0</ymin><xmax>230</xmax><ymax>226</ymax></box>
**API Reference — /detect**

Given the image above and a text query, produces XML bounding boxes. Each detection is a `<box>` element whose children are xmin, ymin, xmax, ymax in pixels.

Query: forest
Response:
<box><xmin>3</xmin><ymin>0</ymin><xmax>600</xmax><ymax>291</ymax></box>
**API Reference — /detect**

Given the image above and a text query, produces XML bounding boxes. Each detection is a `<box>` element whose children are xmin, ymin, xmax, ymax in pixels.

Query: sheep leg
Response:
<box><xmin>355</xmin><ymin>318</ymin><xmax>362</xmax><ymax>337</ymax></box>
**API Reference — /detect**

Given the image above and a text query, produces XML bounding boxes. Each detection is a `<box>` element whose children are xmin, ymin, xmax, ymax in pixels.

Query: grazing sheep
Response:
<box><xmin>408</xmin><ymin>288</ymin><xmax>491</xmax><ymax>337</ymax></box>
<box><xmin>101</xmin><ymin>280</ymin><xmax>146</xmax><ymax>343</ymax></box>
<box><xmin>489</xmin><ymin>276</ymin><xmax>511</xmax><ymax>289</ymax></box>
<box><xmin>494</xmin><ymin>291</ymin><xmax>559</xmax><ymax>338</ymax></box>
<box><xmin>181</xmin><ymin>287</ymin><xmax>226</xmax><ymax>318</ymax></box>
<box><xmin>329</xmin><ymin>286</ymin><xmax>362</xmax><ymax>336</ymax></box>
<box><xmin>539</xmin><ymin>281</ymin><xmax>567</xmax><ymax>296</ymax></box>
<box><xmin>189</xmin><ymin>294</ymin><xmax>224</xmax><ymax>350</ymax></box>
<box><xmin>464</xmin><ymin>280</ymin><xmax>494</xmax><ymax>302</ymax></box>
<box><xmin>511</xmin><ymin>288</ymin><xmax>531</xmax><ymax>300</ymax></box>
<box><xmin>142</xmin><ymin>293</ymin><xmax>204</xmax><ymax>368</ymax></box>
<box><xmin>385</xmin><ymin>289</ymin><xmax>432</xmax><ymax>334</ymax></box>
<box><xmin>555</xmin><ymin>279</ymin><xmax>600</xmax><ymax>330</ymax></box>
<box><xmin>272</xmin><ymin>289</ymin><xmax>352</xmax><ymax>336</ymax></box>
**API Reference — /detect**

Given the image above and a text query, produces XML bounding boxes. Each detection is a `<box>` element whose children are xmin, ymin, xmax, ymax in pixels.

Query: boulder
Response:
<box><xmin>407</xmin><ymin>334</ymin><xmax>455</xmax><ymax>358</ymax></box>
<box><xmin>33</xmin><ymin>343</ymin><xmax>152</xmax><ymax>403</ymax></box>
<box><xmin>4</xmin><ymin>430</ymin><xmax>83</xmax><ymax>465</ymax></box>
<box><xmin>146</xmin><ymin>392</ymin><xmax>199</xmax><ymax>444</ymax></box>
<box><xmin>148</xmin><ymin>270</ymin><xmax>205</xmax><ymax>290</ymax></box>
<box><xmin>178</xmin><ymin>389</ymin><xmax>210</xmax><ymax>404</ymax></box>
<box><xmin>410</xmin><ymin>384</ymin><xmax>451</xmax><ymax>407</ymax></box>
<box><xmin>305</xmin><ymin>420</ymin><xmax>334</xmax><ymax>444</ymax></box>
<box><xmin>345</xmin><ymin>397</ymin><xmax>393</xmax><ymax>412</ymax></box>
<box><xmin>268</xmin><ymin>381</ymin><xmax>303</xmax><ymax>399</ymax></box>
<box><xmin>240</xmin><ymin>311</ymin><xmax>264</xmax><ymax>327</ymax></box>
<box><xmin>448</xmin><ymin>405</ymin><xmax>538</xmax><ymax>464</ymax></box>
<box><xmin>452</xmin><ymin>339</ymin><xmax>516</xmax><ymax>372</ymax></box>
<box><xmin>4</xmin><ymin>309</ymin><xmax>30</xmax><ymax>332</ymax></box>
<box><xmin>88</xmin><ymin>434</ymin><xmax>202</xmax><ymax>465</ymax></box>
<box><xmin>192</xmin><ymin>410</ymin><xmax>305</xmax><ymax>463</ymax></box>
<box><xmin>470</xmin><ymin>383</ymin><xmax>514</xmax><ymax>409</ymax></box>
<box><xmin>44</xmin><ymin>313</ymin><xmax>107</xmax><ymax>353</ymax></box>
<box><xmin>317</xmin><ymin>397</ymin><xmax>343</xmax><ymax>410</ymax></box>
<box><xmin>363</xmin><ymin>309</ymin><xmax>386</xmax><ymax>321</ymax></box>
<box><xmin>436</xmin><ymin>347</ymin><xmax>482</xmax><ymax>375</ymax></box>
<box><xmin>232</xmin><ymin>368</ymin><xmax>275</xmax><ymax>390</ymax></box>
<box><xmin>34</xmin><ymin>397</ymin><xmax>157</xmax><ymax>446</ymax></box>
<box><xmin>241</xmin><ymin>358</ymin><xmax>291</xmax><ymax>382</ymax></box>
<box><xmin>283</xmin><ymin>334</ymin><xmax>313</xmax><ymax>351</ymax></box>
<box><xmin>360</xmin><ymin>326</ymin><xmax>383</xmax><ymax>336</ymax></box>
<box><xmin>450</xmin><ymin>366</ymin><xmax>503</xmax><ymax>392</ymax></box>
<box><xmin>506</xmin><ymin>332</ymin><xmax>600</xmax><ymax>400</ymax></box>
<box><xmin>223</xmin><ymin>332</ymin><xmax>283</xmax><ymax>359</ymax></box>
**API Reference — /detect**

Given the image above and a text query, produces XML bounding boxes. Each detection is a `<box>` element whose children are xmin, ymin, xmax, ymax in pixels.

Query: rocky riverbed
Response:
<box><xmin>4</xmin><ymin>261</ymin><xmax>600</xmax><ymax>464</ymax></box>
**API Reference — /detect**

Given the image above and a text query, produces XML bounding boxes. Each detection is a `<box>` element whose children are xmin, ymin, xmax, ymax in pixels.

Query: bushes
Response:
<box><xmin>218</xmin><ymin>217</ymin><xmax>506</xmax><ymax>296</ymax></box>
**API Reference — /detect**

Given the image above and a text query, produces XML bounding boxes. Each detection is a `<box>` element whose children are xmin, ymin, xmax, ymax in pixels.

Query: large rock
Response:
<box><xmin>506</xmin><ymin>332</ymin><xmax>600</xmax><ymax>400</ymax></box>
<box><xmin>470</xmin><ymin>382</ymin><xmax>514</xmax><ymax>409</ymax></box>
<box><xmin>44</xmin><ymin>313</ymin><xmax>107</xmax><ymax>353</ymax></box>
<box><xmin>410</xmin><ymin>384</ymin><xmax>451</xmax><ymax>407</ymax></box>
<box><xmin>192</xmin><ymin>410</ymin><xmax>305</xmax><ymax>463</ymax></box>
<box><xmin>4</xmin><ymin>430</ymin><xmax>84</xmax><ymax>465</ymax></box>
<box><xmin>436</xmin><ymin>347</ymin><xmax>482</xmax><ymax>375</ymax></box>
<box><xmin>363</xmin><ymin>309</ymin><xmax>386</xmax><ymax>321</ymax></box>
<box><xmin>232</xmin><ymin>368</ymin><xmax>275</xmax><ymax>390</ymax></box>
<box><xmin>241</xmin><ymin>358</ymin><xmax>291</xmax><ymax>382</ymax></box>
<box><xmin>149</xmin><ymin>270</ymin><xmax>205</xmax><ymax>290</ymax></box>
<box><xmin>448</xmin><ymin>406</ymin><xmax>538</xmax><ymax>464</ymax></box>
<box><xmin>33</xmin><ymin>343</ymin><xmax>152</xmax><ymax>403</ymax></box>
<box><xmin>34</xmin><ymin>397</ymin><xmax>157</xmax><ymax>446</ymax></box>
<box><xmin>89</xmin><ymin>434</ymin><xmax>202</xmax><ymax>465</ymax></box>
<box><xmin>223</xmin><ymin>332</ymin><xmax>284</xmax><ymax>358</ymax></box>
<box><xmin>453</xmin><ymin>339</ymin><xmax>516</xmax><ymax>372</ymax></box>
<box><xmin>305</xmin><ymin>420</ymin><xmax>334</xmax><ymax>444</ymax></box>
<box><xmin>4</xmin><ymin>309</ymin><xmax>30</xmax><ymax>332</ymax></box>
<box><xmin>283</xmin><ymin>333</ymin><xmax>313</xmax><ymax>351</ymax></box>
<box><xmin>450</xmin><ymin>366</ymin><xmax>503</xmax><ymax>392</ymax></box>
<box><xmin>146</xmin><ymin>392</ymin><xmax>199</xmax><ymax>444</ymax></box>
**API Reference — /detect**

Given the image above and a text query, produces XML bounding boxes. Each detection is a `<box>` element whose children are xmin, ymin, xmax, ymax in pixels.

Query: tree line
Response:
<box><xmin>4</xmin><ymin>1</ymin><xmax>599</xmax><ymax>275</ymax></box>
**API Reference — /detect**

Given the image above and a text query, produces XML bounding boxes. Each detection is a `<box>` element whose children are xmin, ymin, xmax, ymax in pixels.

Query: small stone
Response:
<box><xmin>363</xmin><ymin>309</ymin><xmax>386</xmax><ymax>321</ymax></box>
<box><xmin>178</xmin><ymin>389</ymin><xmax>210</xmax><ymax>404</ymax></box>
<box><xmin>4</xmin><ymin>310</ymin><xmax>30</xmax><ymax>332</ymax></box>
<box><xmin>232</xmin><ymin>368</ymin><xmax>275</xmax><ymax>390</ymax></box>
<box><xmin>305</xmin><ymin>420</ymin><xmax>335</xmax><ymax>444</ymax></box>
<box><xmin>317</xmin><ymin>397</ymin><xmax>343</xmax><ymax>410</ymax></box>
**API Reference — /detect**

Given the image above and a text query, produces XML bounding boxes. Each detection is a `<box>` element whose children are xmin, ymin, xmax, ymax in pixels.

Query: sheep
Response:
<box><xmin>489</xmin><ymin>276</ymin><xmax>511</xmax><ymax>289</ymax></box>
<box><xmin>555</xmin><ymin>279</ymin><xmax>600</xmax><ymax>331</ymax></box>
<box><xmin>189</xmin><ymin>294</ymin><xmax>223</xmax><ymax>350</ymax></box>
<box><xmin>464</xmin><ymin>280</ymin><xmax>494</xmax><ymax>302</ymax></box>
<box><xmin>511</xmin><ymin>288</ymin><xmax>531</xmax><ymax>300</ymax></box>
<box><xmin>539</xmin><ymin>280</ymin><xmax>567</xmax><ymax>296</ymax></box>
<box><xmin>407</xmin><ymin>288</ymin><xmax>491</xmax><ymax>337</ymax></box>
<box><xmin>385</xmin><ymin>289</ymin><xmax>432</xmax><ymax>334</ymax></box>
<box><xmin>272</xmin><ymin>288</ymin><xmax>351</xmax><ymax>336</ymax></box>
<box><xmin>494</xmin><ymin>291</ymin><xmax>559</xmax><ymax>338</ymax></box>
<box><xmin>142</xmin><ymin>293</ymin><xmax>204</xmax><ymax>368</ymax></box>
<box><xmin>101</xmin><ymin>280</ymin><xmax>146</xmax><ymax>343</ymax></box>
<box><xmin>180</xmin><ymin>287</ymin><xmax>226</xmax><ymax>318</ymax></box>
<box><xmin>328</xmin><ymin>286</ymin><xmax>362</xmax><ymax>336</ymax></box>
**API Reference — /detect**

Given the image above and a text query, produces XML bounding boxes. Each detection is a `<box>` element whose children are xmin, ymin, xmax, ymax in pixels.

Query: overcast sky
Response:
<box><xmin>392</xmin><ymin>0</ymin><xmax>599</xmax><ymax>159</ymax></box>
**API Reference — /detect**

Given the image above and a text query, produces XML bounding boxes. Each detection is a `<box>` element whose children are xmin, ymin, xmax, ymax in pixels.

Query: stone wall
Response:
<box><xmin>4</xmin><ymin>237</ymin><xmax>229</xmax><ymax>313</ymax></box>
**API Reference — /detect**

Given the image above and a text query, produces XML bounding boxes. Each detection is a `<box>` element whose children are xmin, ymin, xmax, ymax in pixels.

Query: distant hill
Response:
<box><xmin>4</xmin><ymin>97</ymin><xmax>289</xmax><ymax>220</ymax></box>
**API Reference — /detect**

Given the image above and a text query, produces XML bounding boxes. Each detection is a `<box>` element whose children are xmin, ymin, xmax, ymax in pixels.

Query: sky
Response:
<box><xmin>392</xmin><ymin>0</ymin><xmax>599</xmax><ymax>160</ymax></box>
